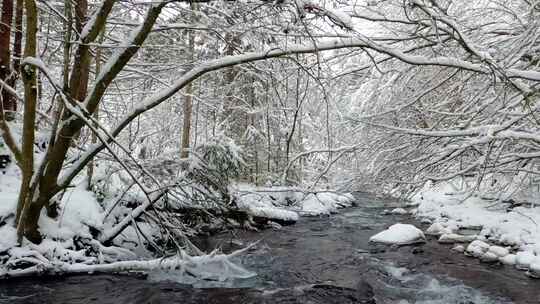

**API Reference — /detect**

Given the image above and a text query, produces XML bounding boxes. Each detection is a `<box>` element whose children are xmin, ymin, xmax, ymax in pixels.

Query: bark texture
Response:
<box><xmin>0</xmin><ymin>0</ymin><xmax>15</xmax><ymax>120</ymax></box>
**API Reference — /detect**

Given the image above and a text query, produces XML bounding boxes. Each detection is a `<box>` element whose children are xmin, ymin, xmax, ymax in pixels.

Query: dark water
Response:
<box><xmin>1</xmin><ymin>192</ymin><xmax>539</xmax><ymax>304</ymax></box>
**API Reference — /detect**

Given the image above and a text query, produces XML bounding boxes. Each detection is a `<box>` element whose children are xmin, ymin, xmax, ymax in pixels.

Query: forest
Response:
<box><xmin>0</xmin><ymin>0</ymin><xmax>539</xmax><ymax>303</ymax></box>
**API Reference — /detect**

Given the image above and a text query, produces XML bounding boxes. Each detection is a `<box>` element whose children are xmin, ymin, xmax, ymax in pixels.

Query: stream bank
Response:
<box><xmin>1</xmin><ymin>192</ymin><xmax>538</xmax><ymax>303</ymax></box>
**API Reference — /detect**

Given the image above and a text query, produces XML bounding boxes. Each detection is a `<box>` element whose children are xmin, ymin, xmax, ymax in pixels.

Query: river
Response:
<box><xmin>1</xmin><ymin>192</ymin><xmax>538</xmax><ymax>303</ymax></box>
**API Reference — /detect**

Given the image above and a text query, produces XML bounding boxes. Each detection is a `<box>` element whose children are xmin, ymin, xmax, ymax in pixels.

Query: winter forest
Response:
<box><xmin>0</xmin><ymin>0</ymin><xmax>540</xmax><ymax>303</ymax></box>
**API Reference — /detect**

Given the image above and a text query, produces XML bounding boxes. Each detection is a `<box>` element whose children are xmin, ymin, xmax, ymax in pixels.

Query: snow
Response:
<box><xmin>390</xmin><ymin>207</ymin><xmax>407</xmax><ymax>214</ymax></box>
<box><xmin>466</xmin><ymin>240</ymin><xmax>490</xmax><ymax>258</ymax></box>
<box><xmin>515</xmin><ymin>251</ymin><xmax>535</xmax><ymax>270</ymax></box>
<box><xmin>1</xmin><ymin>248</ymin><xmax>256</xmax><ymax>281</ymax></box>
<box><xmin>0</xmin><ymin>166</ymin><xmax>264</xmax><ymax>280</ymax></box>
<box><xmin>488</xmin><ymin>245</ymin><xmax>509</xmax><ymax>257</ymax></box>
<box><xmin>0</xmin><ymin>162</ymin><xmax>21</xmax><ymax>253</ymax></box>
<box><xmin>147</xmin><ymin>250</ymin><xmax>256</xmax><ymax>286</ymax></box>
<box><xmin>370</xmin><ymin>223</ymin><xmax>425</xmax><ymax>245</ymax></box>
<box><xmin>528</xmin><ymin>261</ymin><xmax>540</xmax><ymax>278</ymax></box>
<box><xmin>0</xmin><ymin>171</ymin><xmax>20</xmax><ymax>218</ymax></box>
<box><xmin>480</xmin><ymin>251</ymin><xmax>499</xmax><ymax>263</ymax></box>
<box><xmin>0</xmin><ymin>149</ymin><xmax>357</xmax><ymax>278</ymax></box>
<box><xmin>438</xmin><ymin>233</ymin><xmax>475</xmax><ymax>243</ymax></box>
<box><xmin>247</xmin><ymin>206</ymin><xmax>299</xmax><ymax>222</ymax></box>
<box><xmin>327</xmin><ymin>8</ymin><xmax>354</xmax><ymax>30</ymax></box>
<box><xmin>500</xmin><ymin>254</ymin><xmax>516</xmax><ymax>265</ymax></box>
<box><xmin>0</xmin><ymin>225</ymin><xmax>17</xmax><ymax>252</ymax></box>
<box><xmin>452</xmin><ymin>245</ymin><xmax>465</xmax><ymax>253</ymax></box>
<box><xmin>413</xmin><ymin>181</ymin><xmax>540</xmax><ymax>274</ymax></box>
<box><xmin>233</xmin><ymin>185</ymin><xmax>356</xmax><ymax>220</ymax></box>
<box><xmin>425</xmin><ymin>221</ymin><xmax>458</xmax><ymax>235</ymax></box>
<box><xmin>40</xmin><ymin>183</ymin><xmax>105</xmax><ymax>240</ymax></box>
<box><xmin>300</xmin><ymin>193</ymin><xmax>338</xmax><ymax>215</ymax></box>
<box><xmin>0</xmin><ymin>192</ymin><xmax>17</xmax><ymax>217</ymax></box>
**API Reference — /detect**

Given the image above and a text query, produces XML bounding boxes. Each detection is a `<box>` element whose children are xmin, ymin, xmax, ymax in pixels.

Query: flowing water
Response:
<box><xmin>1</xmin><ymin>192</ymin><xmax>539</xmax><ymax>304</ymax></box>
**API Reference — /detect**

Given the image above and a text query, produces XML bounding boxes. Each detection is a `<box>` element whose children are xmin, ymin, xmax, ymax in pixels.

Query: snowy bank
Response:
<box><xmin>412</xmin><ymin>181</ymin><xmax>540</xmax><ymax>278</ymax></box>
<box><xmin>0</xmin><ymin>155</ymin><xmax>356</xmax><ymax>280</ymax></box>
<box><xmin>0</xmin><ymin>156</ymin><xmax>253</xmax><ymax>280</ymax></box>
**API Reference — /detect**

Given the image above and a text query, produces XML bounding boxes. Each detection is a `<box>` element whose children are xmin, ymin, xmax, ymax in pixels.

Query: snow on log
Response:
<box><xmin>438</xmin><ymin>233</ymin><xmax>476</xmax><ymax>244</ymax></box>
<box><xmin>246</xmin><ymin>206</ymin><xmax>299</xmax><ymax>223</ymax></box>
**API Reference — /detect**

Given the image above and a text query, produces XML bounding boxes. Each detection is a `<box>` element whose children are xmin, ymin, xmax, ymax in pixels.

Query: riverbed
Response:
<box><xmin>1</xmin><ymin>192</ymin><xmax>538</xmax><ymax>303</ymax></box>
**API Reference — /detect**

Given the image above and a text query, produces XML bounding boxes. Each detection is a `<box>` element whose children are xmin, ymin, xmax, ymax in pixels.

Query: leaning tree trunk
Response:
<box><xmin>18</xmin><ymin>2</ymin><xmax>166</xmax><ymax>244</ymax></box>
<box><xmin>15</xmin><ymin>0</ymin><xmax>39</xmax><ymax>243</ymax></box>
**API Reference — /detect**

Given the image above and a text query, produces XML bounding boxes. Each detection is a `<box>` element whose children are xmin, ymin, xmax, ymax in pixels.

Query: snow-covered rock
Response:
<box><xmin>390</xmin><ymin>208</ymin><xmax>407</xmax><ymax>215</ymax></box>
<box><xmin>465</xmin><ymin>240</ymin><xmax>490</xmax><ymax>258</ymax></box>
<box><xmin>488</xmin><ymin>245</ymin><xmax>509</xmax><ymax>257</ymax></box>
<box><xmin>370</xmin><ymin>223</ymin><xmax>425</xmax><ymax>245</ymax></box>
<box><xmin>317</xmin><ymin>192</ymin><xmax>355</xmax><ymax>208</ymax></box>
<box><xmin>452</xmin><ymin>245</ymin><xmax>465</xmax><ymax>253</ymax></box>
<box><xmin>300</xmin><ymin>194</ymin><xmax>336</xmax><ymax>215</ymax></box>
<box><xmin>420</xmin><ymin>218</ymin><xmax>432</xmax><ymax>225</ymax></box>
<box><xmin>515</xmin><ymin>251</ymin><xmax>536</xmax><ymax>270</ymax></box>
<box><xmin>499</xmin><ymin>233</ymin><xmax>520</xmax><ymax>246</ymax></box>
<box><xmin>500</xmin><ymin>254</ymin><xmax>516</xmax><ymax>265</ymax></box>
<box><xmin>527</xmin><ymin>260</ymin><xmax>540</xmax><ymax>278</ymax></box>
<box><xmin>426</xmin><ymin>222</ymin><xmax>445</xmax><ymax>235</ymax></box>
<box><xmin>480</xmin><ymin>251</ymin><xmax>499</xmax><ymax>263</ymax></box>
<box><xmin>425</xmin><ymin>222</ymin><xmax>458</xmax><ymax>236</ymax></box>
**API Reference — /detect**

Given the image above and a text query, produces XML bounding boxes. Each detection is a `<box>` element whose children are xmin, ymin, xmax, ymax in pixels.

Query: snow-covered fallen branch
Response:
<box><xmin>0</xmin><ymin>247</ymin><xmax>256</xmax><ymax>281</ymax></box>
<box><xmin>233</xmin><ymin>185</ymin><xmax>356</xmax><ymax>220</ymax></box>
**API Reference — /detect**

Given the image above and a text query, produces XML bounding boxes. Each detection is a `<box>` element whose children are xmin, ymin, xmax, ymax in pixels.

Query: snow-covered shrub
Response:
<box><xmin>187</xmin><ymin>134</ymin><xmax>245</xmax><ymax>202</ymax></box>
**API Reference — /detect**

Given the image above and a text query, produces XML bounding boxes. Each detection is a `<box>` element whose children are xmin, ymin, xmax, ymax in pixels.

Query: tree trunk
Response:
<box><xmin>18</xmin><ymin>2</ymin><xmax>164</xmax><ymax>243</ymax></box>
<box><xmin>68</xmin><ymin>0</ymin><xmax>89</xmax><ymax>101</ymax></box>
<box><xmin>12</xmin><ymin>0</ymin><xmax>22</xmax><ymax>77</ymax></box>
<box><xmin>180</xmin><ymin>3</ymin><xmax>196</xmax><ymax>159</ymax></box>
<box><xmin>221</xmin><ymin>32</ymin><xmax>241</xmax><ymax>136</ymax></box>
<box><xmin>180</xmin><ymin>84</ymin><xmax>193</xmax><ymax>158</ymax></box>
<box><xmin>61</xmin><ymin>0</ymin><xmax>72</xmax><ymax>91</ymax></box>
<box><xmin>87</xmin><ymin>30</ymin><xmax>104</xmax><ymax>189</ymax></box>
<box><xmin>16</xmin><ymin>0</ymin><xmax>39</xmax><ymax>243</ymax></box>
<box><xmin>0</xmin><ymin>0</ymin><xmax>15</xmax><ymax>121</ymax></box>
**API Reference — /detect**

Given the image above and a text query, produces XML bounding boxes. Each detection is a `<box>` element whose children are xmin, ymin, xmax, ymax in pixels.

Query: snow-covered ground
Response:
<box><xmin>389</xmin><ymin>181</ymin><xmax>540</xmax><ymax>278</ymax></box>
<box><xmin>0</xmin><ymin>153</ymin><xmax>356</xmax><ymax>279</ymax></box>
